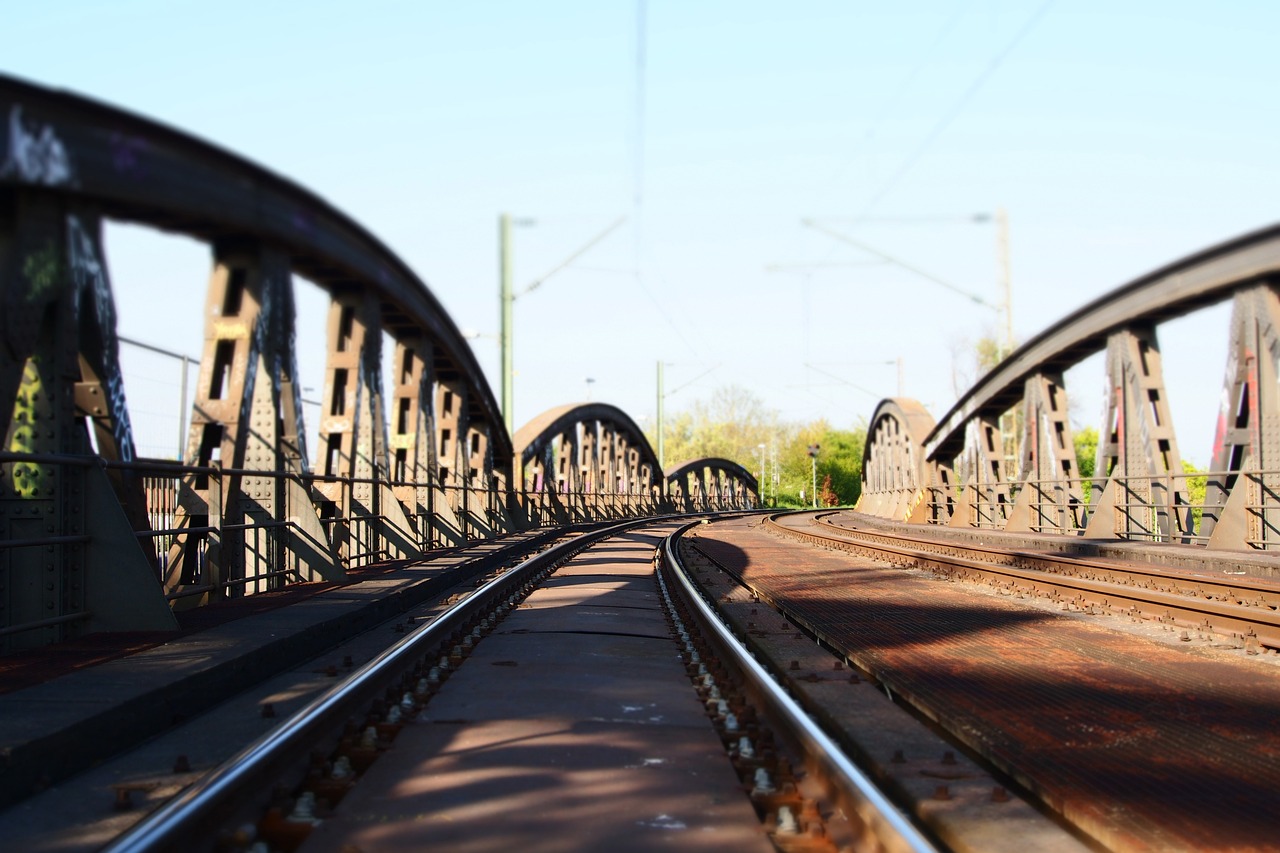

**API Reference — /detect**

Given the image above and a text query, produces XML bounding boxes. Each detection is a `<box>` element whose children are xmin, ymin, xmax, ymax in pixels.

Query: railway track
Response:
<box><xmin>773</xmin><ymin>510</ymin><xmax>1280</xmax><ymax>652</ymax></box>
<box><xmin>99</xmin><ymin>517</ymin><xmax>947</xmax><ymax>853</ymax></box>
<box><xmin>684</xmin><ymin>511</ymin><xmax>1280</xmax><ymax>852</ymax></box>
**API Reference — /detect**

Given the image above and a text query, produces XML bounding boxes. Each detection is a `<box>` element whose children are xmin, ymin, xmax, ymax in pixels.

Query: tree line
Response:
<box><xmin>646</xmin><ymin>385</ymin><xmax>866</xmax><ymax>508</ymax></box>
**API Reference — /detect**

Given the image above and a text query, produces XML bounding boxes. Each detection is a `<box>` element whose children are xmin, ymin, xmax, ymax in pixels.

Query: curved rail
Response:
<box><xmin>659</xmin><ymin>521</ymin><xmax>936</xmax><ymax>853</ymax></box>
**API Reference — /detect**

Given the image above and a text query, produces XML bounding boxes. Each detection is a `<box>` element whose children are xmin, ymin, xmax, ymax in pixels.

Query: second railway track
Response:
<box><xmin>772</xmin><ymin>510</ymin><xmax>1280</xmax><ymax>652</ymax></box>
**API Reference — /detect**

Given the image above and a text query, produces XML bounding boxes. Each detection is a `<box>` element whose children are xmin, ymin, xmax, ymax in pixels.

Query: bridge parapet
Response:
<box><xmin>859</xmin><ymin>225</ymin><xmax>1280</xmax><ymax>550</ymax></box>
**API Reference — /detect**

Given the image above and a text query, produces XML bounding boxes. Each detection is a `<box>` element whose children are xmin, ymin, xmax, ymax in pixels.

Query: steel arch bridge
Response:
<box><xmin>0</xmin><ymin>77</ymin><xmax>760</xmax><ymax>651</ymax></box>
<box><xmin>857</xmin><ymin>225</ymin><xmax>1280</xmax><ymax>551</ymax></box>
<box><xmin>7</xmin><ymin>73</ymin><xmax>1280</xmax><ymax>655</ymax></box>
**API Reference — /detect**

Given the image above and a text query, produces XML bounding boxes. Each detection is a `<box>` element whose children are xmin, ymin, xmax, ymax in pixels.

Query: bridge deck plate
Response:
<box><xmin>696</xmin><ymin>515</ymin><xmax>1280</xmax><ymax>853</ymax></box>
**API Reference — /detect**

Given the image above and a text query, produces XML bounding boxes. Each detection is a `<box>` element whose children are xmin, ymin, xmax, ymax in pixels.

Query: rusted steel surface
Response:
<box><xmin>695</xmin><ymin>514</ymin><xmax>1280</xmax><ymax>853</ymax></box>
<box><xmin>801</xmin><ymin>512</ymin><xmax>1280</xmax><ymax>651</ymax></box>
<box><xmin>301</xmin><ymin>521</ymin><xmax>774</xmax><ymax>853</ymax></box>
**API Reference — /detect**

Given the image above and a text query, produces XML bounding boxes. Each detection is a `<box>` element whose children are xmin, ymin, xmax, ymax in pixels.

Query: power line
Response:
<box><xmin>863</xmin><ymin>0</ymin><xmax>1055</xmax><ymax>211</ymax></box>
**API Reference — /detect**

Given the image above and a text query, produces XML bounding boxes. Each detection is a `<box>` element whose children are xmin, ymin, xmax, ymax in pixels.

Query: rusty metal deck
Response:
<box><xmin>692</xmin><ymin>515</ymin><xmax>1280</xmax><ymax>853</ymax></box>
<box><xmin>301</xmin><ymin>524</ymin><xmax>772</xmax><ymax>853</ymax></box>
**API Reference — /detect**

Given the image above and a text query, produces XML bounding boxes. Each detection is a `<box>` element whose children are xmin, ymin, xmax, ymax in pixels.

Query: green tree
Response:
<box><xmin>1074</xmin><ymin>426</ymin><xmax>1099</xmax><ymax>503</ymax></box>
<box><xmin>648</xmin><ymin>386</ymin><xmax>867</xmax><ymax>508</ymax></box>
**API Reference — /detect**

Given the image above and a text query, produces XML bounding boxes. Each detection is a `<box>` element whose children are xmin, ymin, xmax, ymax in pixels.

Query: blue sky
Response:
<box><xmin>6</xmin><ymin>1</ymin><xmax>1278</xmax><ymax>464</ymax></box>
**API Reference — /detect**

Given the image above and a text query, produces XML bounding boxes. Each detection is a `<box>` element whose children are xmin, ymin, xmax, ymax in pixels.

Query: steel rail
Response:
<box><xmin>924</xmin><ymin>224</ymin><xmax>1280</xmax><ymax>460</ymax></box>
<box><xmin>659</xmin><ymin>522</ymin><xmax>938</xmax><ymax>853</ymax></box>
<box><xmin>102</xmin><ymin>519</ymin><xmax>647</xmax><ymax>852</ymax></box>
<box><xmin>0</xmin><ymin>73</ymin><xmax>509</xmax><ymax>458</ymax></box>
<box><xmin>770</xmin><ymin>512</ymin><xmax>1280</xmax><ymax>649</ymax></box>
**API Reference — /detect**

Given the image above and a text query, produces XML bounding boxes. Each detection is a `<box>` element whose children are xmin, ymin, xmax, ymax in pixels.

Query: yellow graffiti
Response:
<box><xmin>21</xmin><ymin>242</ymin><xmax>61</xmax><ymax>304</ymax></box>
<box><xmin>8</xmin><ymin>359</ymin><xmax>48</xmax><ymax>498</ymax></box>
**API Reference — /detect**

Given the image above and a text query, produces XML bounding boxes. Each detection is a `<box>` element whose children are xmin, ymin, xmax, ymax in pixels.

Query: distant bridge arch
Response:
<box><xmin>665</xmin><ymin>457</ymin><xmax>758</xmax><ymax>512</ymax></box>
<box><xmin>513</xmin><ymin>403</ymin><xmax>663</xmax><ymax>525</ymax></box>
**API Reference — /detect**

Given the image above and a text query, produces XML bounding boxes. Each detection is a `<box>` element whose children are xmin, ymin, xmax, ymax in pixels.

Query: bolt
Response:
<box><xmin>789</xmin><ymin>660</ymin><xmax>800</xmax><ymax>671</ymax></box>
<box><xmin>173</xmin><ymin>755</ymin><xmax>191</xmax><ymax>773</ymax></box>
<box><xmin>343</xmin><ymin>655</ymin><xmax>354</xmax><ymax>668</ymax></box>
<box><xmin>991</xmin><ymin>786</ymin><xmax>1010</xmax><ymax>803</ymax></box>
<box><xmin>832</xmin><ymin>660</ymin><xmax>843</xmax><ymax>670</ymax></box>
<box><xmin>942</xmin><ymin>750</ymin><xmax>956</xmax><ymax>765</ymax></box>
<box><xmin>261</xmin><ymin>703</ymin><xmax>276</xmax><ymax>718</ymax></box>
<box><xmin>933</xmin><ymin>784</ymin><xmax>951</xmax><ymax>801</ymax></box>
<box><xmin>752</xmin><ymin>767</ymin><xmax>776</xmax><ymax>796</ymax></box>
<box><xmin>891</xmin><ymin>749</ymin><xmax>905</xmax><ymax>764</ymax></box>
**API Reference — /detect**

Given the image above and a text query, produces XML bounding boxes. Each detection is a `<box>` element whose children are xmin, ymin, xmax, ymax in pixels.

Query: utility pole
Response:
<box><xmin>656</xmin><ymin>360</ymin><xmax>664</xmax><ymax>468</ymax></box>
<box><xmin>499</xmin><ymin>213</ymin><xmax>514</xmax><ymax>434</ymax></box>
<box><xmin>497</xmin><ymin>213</ymin><xmax>623</xmax><ymax>436</ymax></box>
<box><xmin>995</xmin><ymin>207</ymin><xmax>1017</xmax><ymax>479</ymax></box>
<box><xmin>997</xmin><ymin>207</ymin><xmax>1013</xmax><ymax>355</ymax></box>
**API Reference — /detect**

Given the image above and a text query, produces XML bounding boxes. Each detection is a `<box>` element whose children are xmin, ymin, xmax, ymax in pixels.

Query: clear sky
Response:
<box><xmin>5</xmin><ymin>1</ymin><xmax>1277</xmax><ymax>465</ymax></box>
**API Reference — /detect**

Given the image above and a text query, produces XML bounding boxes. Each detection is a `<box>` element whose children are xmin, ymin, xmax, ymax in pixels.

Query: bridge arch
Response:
<box><xmin>513</xmin><ymin>403</ymin><xmax>663</xmax><ymax>524</ymax></box>
<box><xmin>0</xmin><ymin>75</ymin><xmax>518</xmax><ymax>647</ymax></box>
<box><xmin>856</xmin><ymin>398</ymin><xmax>935</xmax><ymax>522</ymax></box>
<box><xmin>665</xmin><ymin>457</ymin><xmax>758</xmax><ymax>512</ymax></box>
<box><xmin>859</xmin><ymin>224</ymin><xmax>1280</xmax><ymax>548</ymax></box>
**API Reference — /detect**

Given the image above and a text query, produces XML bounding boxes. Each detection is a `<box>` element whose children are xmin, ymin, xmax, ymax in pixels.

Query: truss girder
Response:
<box><xmin>1</xmin><ymin>193</ymin><xmax>174</xmax><ymax>649</ymax></box>
<box><xmin>0</xmin><ymin>77</ymin><xmax>528</xmax><ymax>646</ymax></box>
<box><xmin>861</xmin><ymin>227</ymin><xmax>1280</xmax><ymax>547</ymax></box>
<box><xmin>1202</xmin><ymin>284</ymin><xmax>1280</xmax><ymax>548</ymax></box>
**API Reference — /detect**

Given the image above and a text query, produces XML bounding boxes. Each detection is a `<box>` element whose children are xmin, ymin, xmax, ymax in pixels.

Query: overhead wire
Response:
<box><xmin>862</xmin><ymin>0</ymin><xmax>1056</xmax><ymax>212</ymax></box>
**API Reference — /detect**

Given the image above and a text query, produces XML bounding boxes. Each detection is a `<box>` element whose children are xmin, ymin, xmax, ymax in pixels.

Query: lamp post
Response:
<box><xmin>807</xmin><ymin>443</ymin><xmax>820</xmax><ymax>509</ymax></box>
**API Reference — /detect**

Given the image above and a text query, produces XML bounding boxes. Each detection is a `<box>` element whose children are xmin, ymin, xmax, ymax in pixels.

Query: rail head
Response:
<box><xmin>659</xmin><ymin>522</ymin><xmax>937</xmax><ymax>853</ymax></box>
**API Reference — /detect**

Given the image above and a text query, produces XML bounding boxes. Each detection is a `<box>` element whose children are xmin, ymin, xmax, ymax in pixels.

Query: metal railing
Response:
<box><xmin>918</xmin><ymin>467</ymin><xmax>1280</xmax><ymax>549</ymax></box>
<box><xmin>1</xmin><ymin>451</ymin><xmax>753</xmax><ymax>630</ymax></box>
